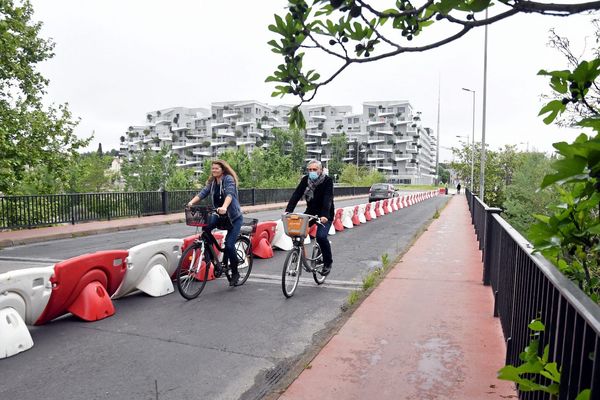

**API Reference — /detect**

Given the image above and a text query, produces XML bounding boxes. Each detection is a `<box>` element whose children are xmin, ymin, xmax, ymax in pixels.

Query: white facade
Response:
<box><xmin>120</xmin><ymin>100</ymin><xmax>436</xmax><ymax>184</ymax></box>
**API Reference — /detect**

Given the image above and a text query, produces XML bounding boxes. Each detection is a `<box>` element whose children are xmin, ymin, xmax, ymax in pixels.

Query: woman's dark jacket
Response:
<box><xmin>285</xmin><ymin>174</ymin><xmax>335</xmax><ymax>221</ymax></box>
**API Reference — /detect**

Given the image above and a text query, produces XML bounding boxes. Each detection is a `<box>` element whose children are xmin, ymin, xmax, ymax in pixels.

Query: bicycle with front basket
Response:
<box><xmin>281</xmin><ymin>213</ymin><xmax>327</xmax><ymax>298</ymax></box>
<box><xmin>176</xmin><ymin>205</ymin><xmax>257</xmax><ymax>300</ymax></box>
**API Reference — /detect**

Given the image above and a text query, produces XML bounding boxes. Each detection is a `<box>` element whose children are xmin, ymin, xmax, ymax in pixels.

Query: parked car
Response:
<box><xmin>368</xmin><ymin>183</ymin><xmax>399</xmax><ymax>203</ymax></box>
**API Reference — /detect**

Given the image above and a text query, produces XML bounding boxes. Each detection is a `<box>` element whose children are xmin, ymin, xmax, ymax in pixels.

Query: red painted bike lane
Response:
<box><xmin>279</xmin><ymin>195</ymin><xmax>516</xmax><ymax>399</ymax></box>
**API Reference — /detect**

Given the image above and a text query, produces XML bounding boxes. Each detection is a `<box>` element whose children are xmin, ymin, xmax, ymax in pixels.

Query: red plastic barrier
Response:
<box><xmin>364</xmin><ymin>203</ymin><xmax>372</xmax><ymax>221</ymax></box>
<box><xmin>35</xmin><ymin>250</ymin><xmax>128</xmax><ymax>325</ymax></box>
<box><xmin>252</xmin><ymin>221</ymin><xmax>277</xmax><ymax>259</ymax></box>
<box><xmin>374</xmin><ymin>201</ymin><xmax>383</xmax><ymax>217</ymax></box>
<box><xmin>308</xmin><ymin>224</ymin><xmax>317</xmax><ymax>238</ymax></box>
<box><xmin>382</xmin><ymin>199</ymin><xmax>390</xmax><ymax>214</ymax></box>
<box><xmin>352</xmin><ymin>206</ymin><xmax>361</xmax><ymax>225</ymax></box>
<box><xmin>333</xmin><ymin>208</ymin><xmax>344</xmax><ymax>231</ymax></box>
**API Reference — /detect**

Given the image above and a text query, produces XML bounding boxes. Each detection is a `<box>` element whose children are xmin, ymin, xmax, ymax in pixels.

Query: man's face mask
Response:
<box><xmin>308</xmin><ymin>171</ymin><xmax>319</xmax><ymax>180</ymax></box>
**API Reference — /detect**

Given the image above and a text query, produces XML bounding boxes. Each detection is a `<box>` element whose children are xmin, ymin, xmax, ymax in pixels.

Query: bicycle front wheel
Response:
<box><xmin>282</xmin><ymin>247</ymin><xmax>302</xmax><ymax>298</ymax></box>
<box><xmin>311</xmin><ymin>244</ymin><xmax>326</xmax><ymax>285</ymax></box>
<box><xmin>234</xmin><ymin>236</ymin><xmax>253</xmax><ymax>285</ymax></box>
<box><xmin>176</xmin><ymin>243</ymin><xmax>210</xmax><ymax>300</ymax></box>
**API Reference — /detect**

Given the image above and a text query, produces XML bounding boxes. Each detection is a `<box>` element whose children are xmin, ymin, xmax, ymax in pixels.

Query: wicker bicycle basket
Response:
<box><xmin>282</xmin><ymin>213</ymin><xmax>311</xmax><ymax>237</ymax></box>
<box><xmin>185</xmin><ymin>205</ymin><xmax>211</xmax><ymax>227</ymax></box>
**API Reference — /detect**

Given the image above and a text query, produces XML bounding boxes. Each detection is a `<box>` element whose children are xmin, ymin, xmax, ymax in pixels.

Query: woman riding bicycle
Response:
<box><xmin>187</xmin><ymin>160</ymin><xmax>244</xmax><ymax>287</ymax></box>
<box><xmin>285</xmin><ymin>159</ymin><xmax>335</xmax><ymax>276</ymax></box>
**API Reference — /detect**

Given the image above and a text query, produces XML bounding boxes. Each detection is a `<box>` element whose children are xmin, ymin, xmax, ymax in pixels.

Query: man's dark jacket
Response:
<box><xmin>285</xmin><ymin>174</ymin><xmax>335</xmax><ymax>221</ymax></box>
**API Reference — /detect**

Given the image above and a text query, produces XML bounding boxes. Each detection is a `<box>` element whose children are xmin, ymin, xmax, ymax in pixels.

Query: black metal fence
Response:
<box><xmin>0</xmin><ymin>186</ymin><xmax>370</xmax><ymax>229</ymax></box>
<box><xmin>466</xmin><ymin>191</ymin><xmax>600</xmax><ymax>399</ymax></box>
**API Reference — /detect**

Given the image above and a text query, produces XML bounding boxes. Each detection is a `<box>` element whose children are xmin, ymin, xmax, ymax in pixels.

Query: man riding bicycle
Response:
<box><xmin>187</xmin><ymin>160</ymin><xmax>243</xmax><ymax>286</ymax></box>
<box><xmin>285</xmin><ymin>159</ymin><xmax>335</xmax><ymax>276</ymax></box>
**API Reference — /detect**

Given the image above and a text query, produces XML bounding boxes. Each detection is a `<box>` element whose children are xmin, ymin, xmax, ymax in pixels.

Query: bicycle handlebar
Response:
<box><xmin>283</xmin><ymin>212</ymin><xmax>325</xmax><ymax>226</ymax></box>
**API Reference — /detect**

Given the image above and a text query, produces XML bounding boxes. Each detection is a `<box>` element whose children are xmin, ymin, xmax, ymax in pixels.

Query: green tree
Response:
<box><xmin>502</xmin><ymin>152</ymin><xmax>560</xmax><ymax>236</ymax></box>
<box><xmin>438</xmin><ymin>162</ymin><xmax>450</xmax><ymax>184</ymax></box>
<box><xmin>328</xmin><ymin>133</ymin><xmax>348</xmax><ymax>176</ymax></box>
<box><xmin>266</xmin><ymin>0</ymin><xmax>599</xmax><ymax>128</ymax></box>
<box><xmin>121</xmin><ymin>147</ymin><xmax>193</xmax><ymax>191</ymax></box>
<box><xmin>529</xmin><ymin>58</ymin><xmax>600</xmax><ymax>303</ymax></box>
<box><xmin>0</xmin><ymin>0</ymin><xmax>90</xmax><ymax>194</ymax></box>
<box><xmin>339</xmin><ymin>164</ymin><xmax>384</xmax><ymax>186</ymax></box>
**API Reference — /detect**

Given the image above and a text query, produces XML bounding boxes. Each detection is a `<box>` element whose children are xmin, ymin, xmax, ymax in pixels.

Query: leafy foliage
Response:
<box><xmin>502</xmin><ymin>153</ymin><xmax>560</xmax><ymax>236</ymax></box>
<box><xmin>0</xmin><ymin>1</ymin><xmax>90</xmax><ymax>194</ymax></box>
<box><xmin>266</xmin><ymin>0</ymin><xmax>599</xmax><ymax>126</ymax></box>
<box><xmin>528</xmin><ymin>59</ymin><xmax>600</xmax><ymax>303</ymax></box>
<box><xmin>339</xmin><ymin>164</ymin><xmax>384</xmax><ymax>186</ymax></box>
<box><xmin>121</xmin><ymin>147</ymin><xmax>194</xmax><ymax>191</ymax></box>
<box><xmin>328</xmin><ymin>133</ymin><xmax>348</xmax><ymax>177</ymax></box>
<box><xmin>497</xmin><ymin>319</ymin><xmax>561</xmax><ymax>396</ymax></box>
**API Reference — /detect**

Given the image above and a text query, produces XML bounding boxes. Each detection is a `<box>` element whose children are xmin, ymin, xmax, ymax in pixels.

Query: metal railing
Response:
<box><xmin>466</xmin><ymin>191</ymin><xmax>600</xmax><ymax>399</ymax></box>
<box><xmin>0</xmin><ymin>186</ymin><xmax>370</xmax><ymax>229</ymax></box>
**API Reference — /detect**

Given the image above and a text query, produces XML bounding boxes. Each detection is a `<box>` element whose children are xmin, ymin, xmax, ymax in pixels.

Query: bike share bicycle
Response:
<box><xmin>176</xmin><ymin>205</ymin><xmax>257</xmax><ymax>300</ymax></box>
<box><xmin>281</xmin><ymin>213</ymin><xmax>327</xmax><ymax>298</ymax></box>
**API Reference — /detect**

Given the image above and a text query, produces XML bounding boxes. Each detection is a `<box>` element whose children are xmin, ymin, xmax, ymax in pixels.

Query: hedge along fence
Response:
<box><xmin>0</xmin><ymin>187</ymin><xmax>370</xmax><ymax>229</ymax></box>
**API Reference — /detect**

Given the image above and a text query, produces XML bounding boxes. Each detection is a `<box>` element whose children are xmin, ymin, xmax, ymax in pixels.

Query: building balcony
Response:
<box><xmin>395</xmin><ymin>138</ymin><xmax>412</xmax><ymax>144</ymax></box>
<box><xmin>376</xmin><ymin>130</ymin><xmax>394</xmax><ymax>136</ymax></box>
<box><xmin>172</xmin><ymin>142</ymin><xmax>199</xmax><ymax>150</ymax></box>
<box><xmin>375</xmin><ymin>146</ymin><xmax>394</xmax><ymax>153</ymax></box>
<box><xmin>236</xmin><ymin>120</ymin><xmax>253</xmax><ymax>127</ymax></box>
<box><xmin>192</xmin><ymin>150</ymin><xmax>212</xmax><ymax>157</ymax></box>
<box><xmin>172</xmin><ymin>126</ymin><xmax>189</xmax><ymax>132</ymax></box>
<box><xmin>159</xmin><ymin>135</ymin><xmax>172</xmax><ymax>141</ymax></box>
<box><xmin>367</xmin><ymin>156</ymin><xmax>385</xmax><ymax>162</ymax></box>
<box><xmin>155</xmin><ymin>119</ymin><xmax>170</xmax><ymax>125</ymax></box>
<box><xmin>378</xmin><ymin>111</ymin><xmax>395</xmax><ymax>118</ymax></box>
<box><xmin>393</xmin><ymin>156</ymin><xmax>411</xmax><ymax>162</ymax></box>
<box><xmin>406</xmin><ymin>146</ymin><xmax>419</xmax><ymax>153</ymax></box>
<box><xmin>367</xmin><ymin>119</ymin><xmax>386</xmax><ymax>127</ymax></box>
<box><xmin>306</xmin><ymin>131</ymin><xmax>323</xmax><ymax>137</ymax></box>
<box><xmin>376</xmin><ymin>165</ymin><xmax>394</xmax><ymax>171</ymax></box>
<box><xmin>367</xmin><ymin>138</ymin><xmax>385</xmax><ymax>145</ymax></box>
<box><xmin>261</xmin><ymin>124</ymin><xmax>273</xmax><ymax>130</ymax></box>
<box><xmin>216</xmin><ymin>129</ymin><xmax>235</xmax><ymax>137</ymax></box>
<box><xmin>394</xmin><ymin>119</ymin><xmax>409</xmax><ymax>125</ymax></box>
<box><xmin>212</xmin><ymin>122</ymin><xmax>229</xmax><ymax>129</ymax></box>
<box><xmin>307</xmin><ymin>149</ymin><xmax>323</xmax><ymax>154</ymax></box>
<box><xmin>321</xmin><ymin>140</ymin><xmax>330</xmax><ymax>145</ymax></box>
<box><xmin>223</xmin><ymin>112</ymin><xmax>240</xmax><ymax>118</ymax></box>
<box><xmin>310</xmin><ymin>114</ymin><xmax>327</xmax><ymax>120</ymax></box>
<box><xmin>248</xmin><ymin>130</ymin><xmax>264</xmax><ymax>138</ymax></box>
<box><xmin>305</xmin><ymin>141</ymin><xmax>318</xmax><ymax>146</ymax></box>
<box><xmin>236</xmin><ymin>139</ymin><xmax>255</xmax><ymax>146</ymax></box>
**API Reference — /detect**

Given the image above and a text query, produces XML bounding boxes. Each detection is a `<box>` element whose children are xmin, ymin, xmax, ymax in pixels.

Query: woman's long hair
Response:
<box><xmin>205</xmin><ymin>159</ymin><xmax>239</xmax><ymax>186</ymax></box>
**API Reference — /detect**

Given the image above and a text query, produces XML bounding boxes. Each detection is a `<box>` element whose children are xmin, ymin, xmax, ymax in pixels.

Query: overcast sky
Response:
<box><xmin>30</xmin><ymin>0</ymin><xmax>599</xmax><ymax>162</ymax></box>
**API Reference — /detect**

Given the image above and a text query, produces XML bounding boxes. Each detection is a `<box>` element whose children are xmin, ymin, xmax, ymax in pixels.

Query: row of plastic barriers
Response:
<box><xmin>0</xmin><ymin>190</ymin><xmax>439</xmax><ymax>359</ymax></box>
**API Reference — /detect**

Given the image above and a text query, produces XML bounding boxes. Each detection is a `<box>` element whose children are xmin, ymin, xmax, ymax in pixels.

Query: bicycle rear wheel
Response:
<box><xmin>311</xmin><ymin>244</ymin><xmax>326</xmax><ymax>285</ymax></box>
<box><xmin>176</xmin><ymin>243</ymin><xmax>210</xmax><ymax>300</ymax></box>
<box><xmin>234</xmin><ymin>236</ymin><xmax>253</xmax><ymax>285</ymax></box>
<box><xmin>282</xmin><ymin>247</ymin><xmax>302</xmax><ymax>298</ymax></box>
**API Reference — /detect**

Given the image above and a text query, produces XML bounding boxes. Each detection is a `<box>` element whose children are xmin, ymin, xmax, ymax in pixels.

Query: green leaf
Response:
<box><xmin>575</xmin><ymin>389</ymin><xmax>592</xmax><ymax>400</ymax></box>
<box><xmin>538</xmin><ymin>100</ymin><xmax>566</xmax><ymax>125</ymax></box>
<box><xmin>541</xmin><ymin>362</ymin><xmax>561</xmax><ymax>383</ymax></box>
<box><xmin>528</xmin><ymin>319</ymin><xmax>546</xmax><ymax>332</ymax></box>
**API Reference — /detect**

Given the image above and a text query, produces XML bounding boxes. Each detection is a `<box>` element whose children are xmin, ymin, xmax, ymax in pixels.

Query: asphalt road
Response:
<box><xmin>0</xmin><ymin>195</ymin><xmax>449</xmax><ymax>400</ymax></box>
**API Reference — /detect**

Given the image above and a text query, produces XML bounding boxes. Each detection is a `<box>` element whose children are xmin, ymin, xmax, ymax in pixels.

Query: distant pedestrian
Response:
<box><xmin>456</xmin><ymin>182</ymin><xmax>461</xmax><ymax>194</ymax></box>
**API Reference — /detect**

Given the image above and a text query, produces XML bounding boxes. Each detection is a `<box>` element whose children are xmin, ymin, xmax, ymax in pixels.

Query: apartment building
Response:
<box><xmin>120</xmin><ymin>100</ymin><xmax>437</xmax><ymax>184</ymax></box>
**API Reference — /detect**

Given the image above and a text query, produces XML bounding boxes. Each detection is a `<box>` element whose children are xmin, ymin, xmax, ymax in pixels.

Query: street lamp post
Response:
<box><xmin>462</xmin><ymin>88</ymin><xmax>476</xmax><ymax>191</ymax></box>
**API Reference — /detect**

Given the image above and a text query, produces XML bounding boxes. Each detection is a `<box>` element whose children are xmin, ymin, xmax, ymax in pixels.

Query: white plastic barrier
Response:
<box><xmin>112</xmin><ymin>239</ymin><xmax>183</xmax><ymax>299</ymax></box>
<box><xmin>369</xmin><ymin>202</ymin><xmax>378</xmax><ymax>219</ymax></box>
<box><xmin>341</xmin><ymin>206</ymin><xmax>354</xmax><ymax>229</ymax></box>
<box><xmin>328</xmin><ymin>223</ymin><xmax>336</xmax><ymax>235</ymax></box>
<box><xmin>0</xmin><ymin>266</ymin><xmax>54</xmax><ymax>359</ymax></box>
<box><xmin>358</xmin><ymin>204</ymin><xmax>367</xmax><ymax>223</ymax></box>
<box><xmin>272</xmin><ymin>219</ymin><xmax>294</xmax><ymax>251</ymax></box>
<box><xmin>386</xmin><ymin>200</ymin><xmax>393</xmax><ymax>214</ymax></box>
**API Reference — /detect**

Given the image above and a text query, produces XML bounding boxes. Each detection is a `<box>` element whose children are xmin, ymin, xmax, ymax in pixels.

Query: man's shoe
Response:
<box><xmin>229</xmin><ymin>272</ymin><xmax>240</xmax><ymax>287</ymax></box>
<box><xmin>320</xmin><ymin>263</ymin><xmax>332</xmax><ymax>276</ymax></box>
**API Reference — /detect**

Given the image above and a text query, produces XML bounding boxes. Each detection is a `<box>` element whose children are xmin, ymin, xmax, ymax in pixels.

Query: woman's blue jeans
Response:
<box><xmin>204</xmin><ymin>214</ymin><xmax>243</xmax><ymax>271</ymax></box>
